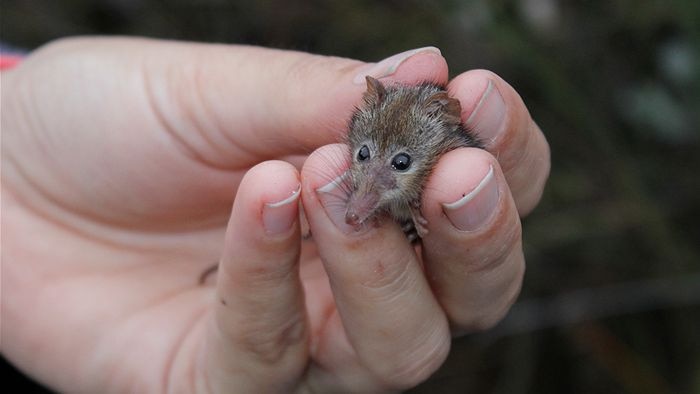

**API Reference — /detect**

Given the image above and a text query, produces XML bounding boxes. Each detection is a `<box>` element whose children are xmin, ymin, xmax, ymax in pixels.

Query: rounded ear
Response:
<box><xmin>424</xmin><ymin>92</ymin><xmax>462</xmax><ymax>123</ymax></box>
<box><xmin>363</xmin><ymin>76</ymin><xmax>386</xmax><ymax>106</ymax></box>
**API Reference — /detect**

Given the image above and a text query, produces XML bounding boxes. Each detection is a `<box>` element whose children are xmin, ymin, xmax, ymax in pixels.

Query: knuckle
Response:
<box><xmin>336</xmin><ymin>236</ymin><xmax>418</xmax><ymax>296</ymax></box>
<box><xmin>465</xmin><ymin>216</ymin><xmax>522</xmax><ymax>275</ymax></box>
<box><xmin>235</xmin><ymin>314</ymin><xmax>307</xmax><ymax>364</ymax></box>
<box><xmin>373</xmin><ymin>329</ymin><xmax>451</xmax><ymax>389</ymax></box>
<box><xmin>282</xmin><ymin>53</ymin><xmax>361</xmax><ymax>108</ymax></box>
<box><xmin>453</xmin><ymin>248</ymin><xmax>525</xmax><ymax>332</ymax></box>
<box><xmin>451</xmin><ymin>306</ymin><xmax>499</xmax><ymax>332</ymax></box>
<box><xmin>461</xmin><ymin>293</ymin><xmax>518</xmax><ymax>332</ymax></box>
<box><xmin>463</xmin><ymin>312</ymin><xmax>504</xmax><ymax>332</ymax></box>
<box><xmin>357</xmin><ymin>255</ymin><xmax>412</xmax><ymax>294</ymax></box>
<box><xmin>283</xmin><ymin>54</ymin><xmax>332</xmax><ymax>98</ymax></box>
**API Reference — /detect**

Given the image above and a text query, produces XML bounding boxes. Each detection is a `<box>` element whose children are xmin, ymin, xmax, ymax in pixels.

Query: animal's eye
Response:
<box><xmin>357</xmin><ymin>145</ymin><xmax>370</xmax><ymax>161</ymax></box>
<box><xmin>391</xmin><ymin>153</ymin><xmax>412</xmax><ymax>171</ymax></box>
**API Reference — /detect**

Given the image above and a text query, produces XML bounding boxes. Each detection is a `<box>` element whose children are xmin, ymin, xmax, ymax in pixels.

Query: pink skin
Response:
<box><xmin>2</xmin><ymin>38</ymin><xmax>452</xmax><ymax>393</ymax></box>
<box><xmin>3</xmin><ymin>37</ymin><xmax>549</xmax><ymax>393</ymax></box>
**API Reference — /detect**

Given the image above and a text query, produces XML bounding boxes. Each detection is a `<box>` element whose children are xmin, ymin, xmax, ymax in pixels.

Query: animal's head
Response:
<box><xmin>344</xmin><ymin>76</ymin><xmax>463</xmax><ymax>227</ymax></box>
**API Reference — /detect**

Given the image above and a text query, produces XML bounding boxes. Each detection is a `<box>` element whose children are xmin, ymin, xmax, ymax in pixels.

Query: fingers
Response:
<box><xmin>301</xmin><ymin>144</ymin><xmax>451</xmax><ymax>389</ymax></box>
<box><xmin>134</xmin><ymin>39</ymin><xmax>449</xmax><ymax>167</ymax></box>
<box><xmin>204</xmin><ymin>161</ymin><xmax>307</xmax><ymax>392</ymax></box>
<box><xmin>22</xmin><ymin>37</ymin><xmax>449</xmax><ymax>165</ymax></box>
<box><xmin>448</xmin><ymin>70</ymin><xmax>551</xmax><ymax>216</ymax></box>
<box><xmin>420</xmin><ymin>148</ymin><xmax>524</xmax><ymax>332</ymax></box>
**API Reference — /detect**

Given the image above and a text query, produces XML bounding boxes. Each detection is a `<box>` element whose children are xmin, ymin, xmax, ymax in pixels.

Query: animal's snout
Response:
<box><xmin>345</xmin><ymin>211</ymin><xmax>360</xmax><ymax>226</ymax></box>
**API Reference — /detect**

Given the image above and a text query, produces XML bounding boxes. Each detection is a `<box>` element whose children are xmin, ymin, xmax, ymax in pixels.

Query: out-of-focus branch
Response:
<box><xmin>481</xmin><ymin>273</ymin><xmax>700</xmax><ymax>341</ymax></box>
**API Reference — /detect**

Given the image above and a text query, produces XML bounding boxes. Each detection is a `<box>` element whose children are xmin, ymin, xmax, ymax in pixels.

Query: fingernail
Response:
<box><xmin>442</xmin><ymin>166</ymin><xmax>499</xmax><ymax>231</ymax></box>
<box><xmin>262</xmin><ymin>184</ymin><xmax>301</xmax><ymax>235</ymax></box>
<box><xmin>465</xmin><ymin>79</ymin><xmax>506</xmax><ymax>145</ymax></box>
<box><xmin>352</xmin><ymin>46</ymin><xmax>442</xmax><ymax>85</ymax></box>
<box><xmin>315</xmin><ymin>172</ymin><xmax>356</xmax><ymax>233</ymax></box>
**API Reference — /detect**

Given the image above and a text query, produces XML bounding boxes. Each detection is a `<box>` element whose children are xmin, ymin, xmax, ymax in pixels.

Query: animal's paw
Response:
<box><xmin>401</xmin><ymin>220</ymin><xmax>420</xmax><ymax>243</ymax></box>
<box><xmin>410</xmin><ymin>203</ymin><xmax>429</xmax><ymax>238</ymax></box>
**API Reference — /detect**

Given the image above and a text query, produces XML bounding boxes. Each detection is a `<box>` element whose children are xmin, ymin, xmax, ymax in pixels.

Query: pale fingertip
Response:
<box><xmin>422</xmin><ymin>148</ymin><xmax>497</xmax><ymax>227</ymax></box>
<box><xmin>449</xmin><ymin>69</ymin><xmax>551</xmax><ymax>217</ymax></box>
<box><xmin>302</xmin><ymin>144</ymin><xmax>363</xmax><ymax>237</ymax></box>
<box><xmin>352</xmin><ymin>46</ymin><xmax>442</xmax><ymax>85</ymax></box>
<box><xmin>442</xmin><ymin>165</ymin><xmax>499</xmax><ymax>232</ymax></box>
<box><xmin>315</xmin><ymin>171</ymin><xmax>358</xmax><ymax>234</ymax></box>
<box><xmin>448</xmin><ymin>71</ymin><xmax>508</xmax><ymax>147</ymax></box>
<box><xmin>464</xmin><ymin>79</ymin><xmax>507</xmax><ymax>145</ymax></box>
<box><xmin>262</xmin><ymin>184</ymin><xmax>301</xmax><ymax>235</ymax></box>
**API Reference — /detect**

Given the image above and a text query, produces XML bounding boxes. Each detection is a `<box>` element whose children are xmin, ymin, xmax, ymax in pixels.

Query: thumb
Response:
<box><xmin>136</xmin><ymin>39</ymin><xmax>448</xmax><ymax>167</ymax></box>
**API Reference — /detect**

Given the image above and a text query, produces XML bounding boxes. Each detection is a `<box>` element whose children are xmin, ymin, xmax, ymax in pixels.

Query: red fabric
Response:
<box><xmin>0</xmin><ymin>55</ymin><xmax>23</xmax><ymax>70</ymax></box>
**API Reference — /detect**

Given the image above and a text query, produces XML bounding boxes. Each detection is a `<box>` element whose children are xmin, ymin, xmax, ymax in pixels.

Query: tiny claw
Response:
<box><xmin>414</xmin><ymin>220</ymin><xmax>429</xmax><ymax>238</ymax></box>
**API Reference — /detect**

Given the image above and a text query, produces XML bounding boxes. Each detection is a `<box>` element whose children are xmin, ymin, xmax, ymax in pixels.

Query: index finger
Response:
<box><xmin>448</xmin><ymin>70</ymin><xmax>551</xmax><ymax>216</ymax></box>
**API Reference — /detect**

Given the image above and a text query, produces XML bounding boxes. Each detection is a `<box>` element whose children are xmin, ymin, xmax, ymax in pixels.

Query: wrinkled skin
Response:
<box><xmin>2</xmin><ymin>38</ymin><xmax>549</xmax><ymax>393</ymax></box>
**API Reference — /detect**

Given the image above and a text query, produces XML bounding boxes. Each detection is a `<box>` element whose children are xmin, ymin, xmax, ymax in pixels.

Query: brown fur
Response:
<box><xmin>344</xmin><ymin>76</ymin><xmax>482</xmax><ymax>238</ymax></box>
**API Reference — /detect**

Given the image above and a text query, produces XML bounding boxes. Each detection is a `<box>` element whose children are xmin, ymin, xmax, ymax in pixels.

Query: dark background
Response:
<box><xmin>2</xmin><ymin>1</ymin><xmax>699</xmax><ymax>393</ymax></box>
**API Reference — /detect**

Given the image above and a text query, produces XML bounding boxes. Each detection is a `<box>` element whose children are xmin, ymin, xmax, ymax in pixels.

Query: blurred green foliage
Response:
<box><xmin>2</xmin><ymin>1</ymin><xmax>699</xmax><ymax>392</ymax></box>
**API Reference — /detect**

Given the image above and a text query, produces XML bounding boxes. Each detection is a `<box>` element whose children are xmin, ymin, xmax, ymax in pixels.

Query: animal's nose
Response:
<box><xmin>345</xmin><ymin>211</ymin><xmax>360</xmax><ymax>225</ymax></box>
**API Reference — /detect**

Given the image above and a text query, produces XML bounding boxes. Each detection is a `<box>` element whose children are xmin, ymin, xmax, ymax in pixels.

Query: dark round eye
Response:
<box><xmin>391</xmin><ymin>153</ymin><xmax>412</xmax><ymax>171</ymax></box>
<box><xmin>357</xmin><ymin>145</ymin><xmax>370</xmax><ymax>161</ymax></box>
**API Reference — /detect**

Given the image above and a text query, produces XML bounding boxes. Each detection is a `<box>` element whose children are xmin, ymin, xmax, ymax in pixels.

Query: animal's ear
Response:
<box><xmin>363</xmin><ymin>76</ymin><xmax>386</xmax><ymax>106</ymax></box>
<box><xmin>424</xmin><ymin>92</ymin><xmax>462</xmax><ymax>123</ymax></box>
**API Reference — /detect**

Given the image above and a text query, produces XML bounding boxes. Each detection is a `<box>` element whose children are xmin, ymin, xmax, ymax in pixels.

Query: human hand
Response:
<box><xmin>1</xmin><ymin>37</ymin><xmax>549</xmax><ymax>392</ymax></box>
